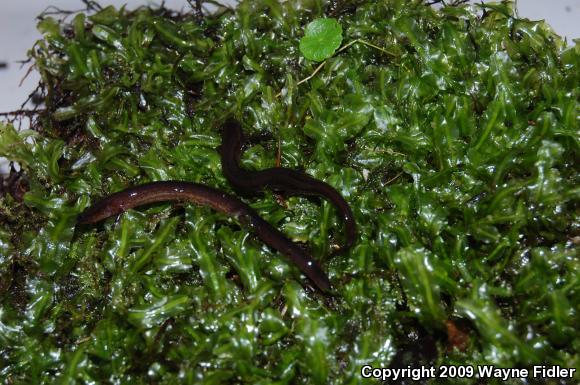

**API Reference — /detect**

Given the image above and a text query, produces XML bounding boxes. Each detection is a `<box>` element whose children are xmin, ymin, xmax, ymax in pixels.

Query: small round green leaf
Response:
<box><xmin>299</xmin><ymin>18</ymin><xmax>343</xmax><ymax>62</ymax></box>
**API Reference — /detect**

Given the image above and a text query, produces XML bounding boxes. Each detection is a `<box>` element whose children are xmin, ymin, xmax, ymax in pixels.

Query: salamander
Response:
<box><xmin>77</xmin><ymin>181</ymin><xmax>331</xmax><ymax>292</ymax></box>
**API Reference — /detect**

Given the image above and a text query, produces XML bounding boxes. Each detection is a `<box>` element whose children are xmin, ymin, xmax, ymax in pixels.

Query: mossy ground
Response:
<box><xmin>0</xmin><ymin>1</ymin><xmax>578</xmax><ymax>384</ymax></box>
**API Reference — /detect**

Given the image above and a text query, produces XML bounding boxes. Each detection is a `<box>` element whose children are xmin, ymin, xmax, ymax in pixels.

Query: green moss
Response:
<box><xmin>0</xmin><ymin>1</ymin><xmax>578</xmax><ymax>384</ymax></box>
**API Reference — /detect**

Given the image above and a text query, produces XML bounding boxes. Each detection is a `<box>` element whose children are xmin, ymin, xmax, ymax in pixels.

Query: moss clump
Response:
<box><xmin>0</xmin><ymin>1</ymin><xmax>578</xmax><ymax>384</ymax></box>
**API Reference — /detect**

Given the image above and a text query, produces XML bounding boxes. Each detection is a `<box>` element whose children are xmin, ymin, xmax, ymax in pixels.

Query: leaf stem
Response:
<box><xmin>276</xmin><ymin>39</ymin><xmax>396</xmax><ymax>98</ymax></box>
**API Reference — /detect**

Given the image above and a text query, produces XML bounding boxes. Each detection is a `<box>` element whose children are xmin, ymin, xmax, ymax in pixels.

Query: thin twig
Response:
<box><xmin>204</xmin><ymin>0</ymin><xmax>234</xmax><ymax>11</ymax></box>
<box><xmin>335</xmin><ymin>38</ymin><xmax>359</xmax><ymax>54</ymax></box>
<box><xmin>425</xmin><ymin>0</ymin><xmax>446</xmax><ymax>6</ymax></box>
<box><xmin>450</xmin><ymin>0</ymin><xmax>470</xmax><ymax>5</ymax></box>
<box><xmin>0</xmin><ymin>109</ymin><xmax>46</xmax><ymax>117</ymax></box>
<box><xmin>274</xmin><ymin>61</ymin><xmax>326</xmax><ymax>98</ymax></box>
<box><xmin>355</xmin><ymin>39</ymin><xmax>397</xmax><ymax>57</ymax></box>
<box><xmin>81</xmin><ymin>0</ymin><xmax>102</xmax><ymax>11</ymax></box>
<box><xmin>39</xmin><ymin>6</ymin><xmax>79</xmax><ymax>16</ymax></box>
<box><xmin>187</xmin><ymin>0</ymin><xmax>204</xmax><ymax>21</ymax></box>
<box><xmin>275</xmin><ymin>38</ymin><xmax>395</xmax><ymax>98</ymax></box>
<box><xmin>385</xmin><ymin>171</ymin><xmax>403</xmax><ymax>185</ymax></box>
<box><xmin>337</xmin><ymin>38</ymin><xmax>396</xmax><ymax>57</ymax></box>
<box><xmin>19</xmin><ymin>83</ymin><xmax>44</xmax><ymax>111</ymax></box>
<box><xmin>16</xmin><ymin>57</ymin><xmax>32</xmax><ymax>68</ymax></box>
<box><xmin>18</xmin><ymin>64</ymin><xmax>35</xmax><ymax>87</ymax></box>
<box><xmin>295</xmin><ymin>61</ymin><xmax>326</xmax><ymax>87</ymax></box>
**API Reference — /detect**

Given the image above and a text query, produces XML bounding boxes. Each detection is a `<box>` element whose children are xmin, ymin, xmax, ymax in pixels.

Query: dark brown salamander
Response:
<box><xmin>219</xmin><ymin>119</ymin><xmax>356</xmax><ymax>255</ymax></box>
<box><xmin>77</xmin><ymin>181</ymin><xmax>331</xmax><ymax>292</ymax></box>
